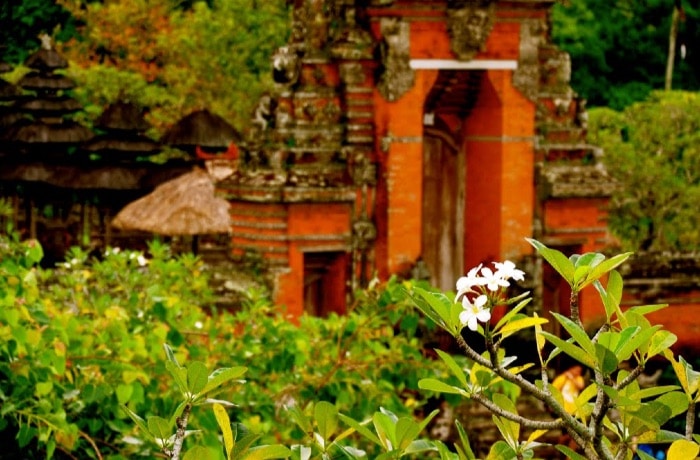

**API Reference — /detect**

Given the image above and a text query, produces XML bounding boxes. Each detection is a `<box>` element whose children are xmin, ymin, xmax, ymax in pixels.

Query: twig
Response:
<box><xmin>79</xmin><ymin>430</ymin><xmax>103</xmax><ymax>460</ymax></box>
<box><xmin>170</xmin><ymin>402</ymin><xmax>192</xmax><ymax>460</ymax></box>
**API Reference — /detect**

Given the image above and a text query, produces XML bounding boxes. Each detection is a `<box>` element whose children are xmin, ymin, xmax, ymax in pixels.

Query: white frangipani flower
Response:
<box><xmin>493</xmin><ymin>260</ymin><xmax>525</xmax><ymax>282</ymax></box>
<box><xmin>480</xmin><ymin>266</ymin><xmax>510</xmax><ymax>292</ymax></box>
<box><xmin>455</xmin><ymin>263</ymin><xmax>485</xmax><ymax>301</ymax></box>
<box><xmin>459</xmin><ymin>294</ymin><xmax>490</xmax><ymax>331</ymax></box>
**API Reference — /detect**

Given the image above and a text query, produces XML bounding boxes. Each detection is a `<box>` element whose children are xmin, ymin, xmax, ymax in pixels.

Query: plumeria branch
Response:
<box><xmin>469</xmin><ymin>392</ymin><xmax>565</xmax><ymax>430</ymax></box>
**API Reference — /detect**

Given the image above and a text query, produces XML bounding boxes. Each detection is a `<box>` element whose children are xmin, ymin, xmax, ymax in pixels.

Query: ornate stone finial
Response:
<box><xmin>330</xmin><ymin>6</ymin><xmax>374</xmax><ymax>60</ymax></box>
<box><xmin>272</xmin><ymin>46</ymin><xmax>301</xmax><ymax>86</ymax></box>
<box><xmin>377</xmin><ymin>18</ymin><xmax>415</xmax><ymax>102</ymax></box>
<box><xmin>39</xmin><ymin>34</ymin><xmax>53</xmax><ymax>51</ymax></box>
<box><xmin>352</xmin><ymin>217</ymin><xmax>377</xmax><ymax>250</ymax></box>
<box><xmin>446</xmin><ymin>0</ymin><xmax>496</xmax><ymax>61</ymax></box>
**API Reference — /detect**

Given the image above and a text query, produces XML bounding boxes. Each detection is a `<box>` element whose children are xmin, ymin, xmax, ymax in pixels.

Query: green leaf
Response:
<box><xmin>594</xmin><ymin>343</ymin><xmax>619</xmax><ymax>375</ymax></box>
<box><xmin>526</xmin><ymin>239</ymin><xmax>575</xmax><ymax>284</ymax></box>
<box><xmin>486</xmin><ymin>440</ymin><xmax>517</xmax><ymax>460</ymax></box>
<box><xmin>615</xmin><ymin>326</ymin><xmax>659</xmax><ymax>363</ymax></box>
<box><xmin>579</xmin><ymin>252</ymin><xmax>633</xmax><ymax>289</ymax></box>
<box><xmin>183</xmin><ymin>446</ymin><xmax>217</xmax><ymax>460</ymax></box>
<box><xmin>403</xmin><ymin>439</ymin><xmax>437</xmax><ymax>455</ymax></box>
<box><xmin>455</xmin><ymin>419</ymin><xmax>476</xmax><ymax>460</ymax></box>
<box><xmin>287</xmin><ymin>405</ymin><xmax>313</xmax><ymax>435</ymax></box>
<box><xmin>540</xmin><ymin>332</ymin><xmax>597</xmax><ymax>368</ymax></box>
<box><xmin>165</xmin><ymin>360</ymin><xmax>189</xmax><ymax>396</ymax></box>
<box><xmin>187</xmin><ymin>361</ymin><xmax>209</xmax><ymax>396</ymax></box>
<box><xmin>201</xmin><ymin>366</ymin><xmax>247</xmax><ymax>396</ymax></box>
<box><xmin>496</xmin><ymin>316</ymin><xmax>548</xmax><ymax>339</ymax></box>
<box><xmin>667</xmin><ymin>439</ymin><xmax>700</xmax><ymax>460</ymax></box>
<box><xmin>492</xmin><ymin>298</ymin><xmax>532</xmax><ymax>333</ymax></box>
<box><xmin>395</xmin><ymin>418</ymin><xmax>421</xmax><ymax>451</ymax></box>
<box><xmin>213</xmin><ymin>403</ymin><xmax>234</xmax><ymax>460</ymax></box>
<box><xmin>163</xmin><ymin>343</ymin><xmax>181</xmax><ymax>367</ymax></box>
<box><xmin>556</xmin><ymin>445</ymin><xmax>588</xmax><ymax>460</ymax></box>
<box><xmin>418</xmin><ymin>378</ymin><xmax>467</xmax><ymax>396</ymax></box>
<box><xmin>411</xmin><ymin>287</ymin><xmax>456</xmax><ymax>334</ymax></box>
<box><xmin>243</xmin><ymin>444</ymin><xmax>293</xmax><ymax>460</ymax></box>
<box><xmin>550</xmin><ymin>312</ymin><xmax>596</xmax><ymax>357</ymax></box>
<box><xmin>338</xmin><ymin>413</ymin><xmax>381</xmax><ymax>447</ymax></box>
<box><xmin>647</xmin><ymin>330</ymin><xmax>678</xmax><ymax>359</ymax></box>
<box><xmin>147</xmin><ymin>416</ymin><xmax>172</xmax><ymax>444</ymax></box>
<box><xmin>373</xmin><ymin>411</ymin><xmax>397</xmax><ymax>450</ymax></box>
<box><xmin>435</xmin><ymin>349</ymin><xmax>468</xmax><ymax>388</ymax></box>
<box><xmin>314</xmin><ymin>401</ymin><xmax>338</xmax><ymax>443</ymax></box>
<box><xmin>120</xmin><ymin>405</ymin><xmax>154</xmax><ymax>442</ymax></box>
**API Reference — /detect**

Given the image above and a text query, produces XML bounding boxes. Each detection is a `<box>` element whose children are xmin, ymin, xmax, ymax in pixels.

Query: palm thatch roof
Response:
<box><xmin>112</xmin><ymin>167</ymin><xmax>232</xmax><ymax>235</ymax></box>
<box><xmin>161</xmin><ymin>109</ymin><xmax>240</xmax><ymax>150</ymax></box>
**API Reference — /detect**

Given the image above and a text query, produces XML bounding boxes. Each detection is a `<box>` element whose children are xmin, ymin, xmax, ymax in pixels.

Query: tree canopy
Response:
<box><xmin>588</xmin><ymin>91</ymin><xmax>700</xmax><ymax>251</ymax></box>
<box><xmin>553</xmin><ymin>0</ymin><xmax>700</xmax><ymax>109</ymax></box>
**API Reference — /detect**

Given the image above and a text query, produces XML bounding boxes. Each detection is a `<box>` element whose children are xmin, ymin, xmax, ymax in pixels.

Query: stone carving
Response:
<box><xmin>330</xmin><ymin>6</ymin><xmax>374</xmax><ymax>60</ymax></box>
<box><xmin>274</xmin><ymin>100</ymin><xmax>294</xmax><ymax>129</ymax></box>
<box><xmin>251</xmin><ymin>93</ymin><xmax>275</xmax><ymax>134</ymax></box>
<box><xmin>513</xmin><ymin>18</ymin><xmax>544</xmax><ymax>101</ymax></box>
<box><xmin>446</xmin><ymin>0</ymin><xmax>496</xmax><ymax>61</ymax></box>
<box><xmin>377</xmin><ymin>18</ymin><xmax>415</xmax><ymax>102</ymax></box>
<box><xmin>272</xmin><ymin>46</ymin><xmax>301</xmax><ymax>86</ymax></box>
<box><xmin>339</xmin><ymin>62</ymin><xmax>366</xmax><ymax>86</ymax></box>
<box><xmin>352</xmin><ymin>217</ymin><xmax>377</xmax><ymax>250</ymax></box>
<box><xmin>350</xmin><ymin>150</ymin><xmax>377</xmax><ymax>186</ymax></box>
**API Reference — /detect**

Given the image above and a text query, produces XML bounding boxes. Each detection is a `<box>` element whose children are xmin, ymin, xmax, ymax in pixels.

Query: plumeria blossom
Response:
<box><xmin>493</xmin><ymin>260</ymin><xmax>525</xmax><ymax>282</ymax></box>
<box><xmin>454</xmin><ymin>263</ymin><xmax>485</xmax><ymax>301</ymax></box>
<box><xmin>479</xmin><ymin>266</ymin><xmax>511</xmax><ymax>292</ymax></box>
<box><xmin>459</xmin><ymin>294</ymin><xmax>490</xmax><ymax>331</ymax></box>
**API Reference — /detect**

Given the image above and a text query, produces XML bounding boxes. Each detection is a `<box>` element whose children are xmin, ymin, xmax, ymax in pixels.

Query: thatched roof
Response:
<box><xmin>2</xmin><ymin>119</ymin><xmax>93</xmax><ymax>144</ymax></box>
<box><xmin>24</xmin><ymin>46</ymin><xmax>68</xmax><ymax>72</ymax></box>
<box><xmin>18</xmin><ymin>72</ymin><xmax>76</xmax><ymax>91</ymax></box>
<box><xmin>96</xmin><ymin>101</ymin><xmax>151</xmax><ymax>132</ymax></box>
<box><xmin>161</xmin><ymin>109</ymin><xmax>240</xmax><ymax>149</ymax></box>
<box><xmin>0</xmin><ymin>161</ymin><xmax>192</xmax><ymax>189</ymax></box>
<box><xmin>112</xmin><ymin>167</ymin><xmax>232</xmax><ymax>235</ymax></box>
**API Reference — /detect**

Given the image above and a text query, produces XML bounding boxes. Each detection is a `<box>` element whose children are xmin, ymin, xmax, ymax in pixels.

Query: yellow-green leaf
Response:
<box><xmin>667</xmin><ymin>439</ymin><xmax>700</xmax><ymax>460</ymax></box>
<box><xmin>213</xmin><ymin>403</ymin><xmax>234</xmax><ymax>460</ymax></box>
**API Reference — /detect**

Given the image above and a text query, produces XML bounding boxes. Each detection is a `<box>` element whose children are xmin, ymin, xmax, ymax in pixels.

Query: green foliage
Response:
<box><xmin>57</xmin><ymin>0</ymin><xmax>290</xmax><ymax>134</ymax></box>
<box><xmin>552</xmin><ymin>0</ymin><xmax>700</xmax><ymax>109</ymax></box>
<box><xmin>0</xmin><ymin>232</ymin><xmax>437</xmax><ymax>458</ymax></box>
<box><xmin>588</xmin><ymin>91</ymin><xmax>700</xmax><ymax>251</ymax></box>
<box><xmin>0</xmin><ymin>0</ymin><xmax>80</xmax><ymax>63</ymax></box>
<box><xmin>406</xmin><ymin>239</ymin><xmax>697</xmax><ymax>460</ymax></box>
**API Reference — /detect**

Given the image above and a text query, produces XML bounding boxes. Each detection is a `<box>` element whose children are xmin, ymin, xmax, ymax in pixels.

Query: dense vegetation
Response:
<box><xmin>552</xmin><ymin>0</ymin><xmax>700</xmax><ymax>109</ymax></box>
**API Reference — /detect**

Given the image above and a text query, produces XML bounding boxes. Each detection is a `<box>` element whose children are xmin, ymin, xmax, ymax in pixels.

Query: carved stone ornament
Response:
<box><xmin>350</xmin><ymin>150</ymin><xmax>377</xmax><ymax>186</ymax></box>
<box><xmin>352</xmin><ymin>217</ymin><xmax>377</xmax><ymax>250</ymax></box>
<box><xmin>339</xmin><ymin>62</ymin><xmax>366</xmax><ymax>86</ymax></box>
<box><xmin>446</xmin><ymin>0</ymin><xmax>496</xmax><ymax>61</ymax></box>
<box><xmin>330</xmin><ymin>6</ymin><xmax>374</xmax><ymax>60</ymax></box>
<box><xmin>272</xmin><ymin>46</ymin><xmax>301</xmax><ymax>86</ymax></box>
<box><xmin>377</xmin><ymin>18</ymin><xmax>415</xmax><ymax>102</ymax></box>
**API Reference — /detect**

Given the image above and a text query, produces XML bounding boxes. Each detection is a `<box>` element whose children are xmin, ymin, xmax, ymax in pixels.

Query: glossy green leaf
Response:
<box><xmin>579</xmin><ymin>252</ymin><xmax>633</xmax><ymax>289</ymax></box>
<box><xmin>395</xmin><ymin>418</ymin><xmax>420</xmax><ymax>451</ymax></box>
<box><xmin>201</xmin><ymin>366</ymin><xmax>247</xmax><ymax>396</ymax></box>
<box><xmin>314</xmin><ymin>401</ymin><xmax>338</xmax><ymax>443</ymax></box>
<box><xmin>595</xmin><ymin>343</ymin><xmax>619</xmax><ymax>375</ymax></box>
<box><xmin>435</xmin><ymin>349</ymin><xmax>468</xmax><ymax>388</ymax></box>
<box><xmin>647</xmin><ymin>330</ymin><xmax>678</xmax><ymax>359</ymax></box>
<box><xmin>120</xmin><ymin>405</ymin><xmax>154</xmax><ymax>442</ymax></box>
<box><xmin>615</xmin><ymin>326</ymin><xmax>659</xmax><ymax>363</ymax></box>
<box><xmin>187</xmin><ymin>361</ymin><xmax>209</xmax><ymax>395</ymax></box>
<box><xmin>540</xmin><ymin>331</ymin><xmax>597</xmax><ymax>368</ymax></box>
<box><xmin>183</xmin><ymin>446</ymin><xmax>217</xmax><ymax>460</ymax></box>
<box><xmin>526</xmin><ymin>239</ymin><xmax>575</xmax><ymax>284</ymax></box>
<box><xmin>493</xmin><ymin>298</ymin><xmax>532</xmax><ymax>333</ymax></box>
<box><xmin>418</xmin><ymin>378</ymin><xmax>468</xmax><ymax>396</ymax></box>
<box><xmin>147</xmin><ymin>415</ymin><xmax>172</xmax><ymax>444</ymax></box>
<box><xmin>338</xmin><ymin>413</ymin><xmax>381</xmax><ymax>447</ymax></box>
<box><xmin>373</xmin><ymin>411</ymin><xmax>396</xmax><ymax>450</ymax></box>
<box><xmin>243</xmin><ymin>444</ymin><xmax>293</xmax><ymax>460</ymax></box>
<box><xmin>556</xmin><ymin>445</ymin><xmax>588</xmax><ymax>460</ymax></box>
<box><xmin>486</xmin><ymin>440</ymin><xmax>517</xmax><ymax>460</ymax></box>
<box><xmin>551</xmin><ymin>312</ymin><xmax>596</xmax><ymax>357</ymax></box>
<box><xmin>455</xmin><ymin>419</ymin><xmax>476</xmax><ymax>460</ymax></box>
<box><xmin>165</xmin><ymin>360</ymin><xmax>189</xmax><ymax>396</ymax></box>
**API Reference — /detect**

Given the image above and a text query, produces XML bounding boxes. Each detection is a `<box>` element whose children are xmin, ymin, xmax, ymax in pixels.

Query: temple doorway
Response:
<box><xmin>421</xmin><ymin>70</ymin><xmax>483</xmax><ymax>291</ymax></box>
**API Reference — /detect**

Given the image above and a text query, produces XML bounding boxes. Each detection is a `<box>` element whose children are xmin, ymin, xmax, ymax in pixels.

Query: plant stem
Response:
<box><xmin>170</xmin><ymin>402</ymin><xmax>192</xmax><ymax>460</ymax></box>
<box><xmin>569</xmin><ymin>289</ymin><xmax>583</xmax><ymax>328</ymax></box>
<box><xmin>687</xmin><ymin>400</ymin><xmax>696</xmax><ymax>440</ymax></box>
